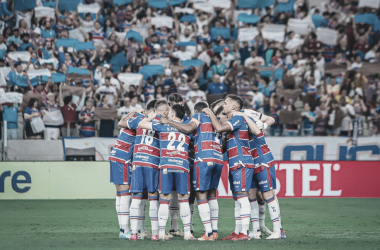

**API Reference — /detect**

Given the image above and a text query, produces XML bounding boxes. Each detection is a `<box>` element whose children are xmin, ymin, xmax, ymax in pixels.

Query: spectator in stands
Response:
<box><xmin>251</xmin><ymin>82</ymin><xmax>264</xmax><ymax>107</ymax></box>
<box><xmin>24</xmin><ymin>98</ymin><xmax>42</xmax><ymax>139</ymax></box>
<box><xmin>314</xmin><ymin>101</ymin><xmax>329</xmax><ymax>136</ymax></box>
<box><xmin>79</xmin><ymin>101</ymin><xmax>95</xmax><ymax>137</ymax></box>
<box><xmin>0</xmin><ymin>102</ymin><xmax>19</xmax><ymax>140</ymax></box>
<box><xmin>186</xmin><ymin>82</ymin><xmax>206</xmax><ymax>103</ymax></box>
<box><xmin>128</xmin><ymin>95</ymin><xmax>143</xmax><ymax>112</ymax></box>
<box><xmin>41</xmin><ymin>93</ymin><xmax>61</xmax><ymax>140</ymax></box>
<box><xmin>220</xmin><ymin>47</ymin><xmax>234</xmax><ymax>68</ymax></box>
<box><xmin>339</xmin><ymin>95</ymin><xmax>355</xmax><ymax>136</ymax></box>
<box><xmin>154</xmin><ymin>85</ymin><xmax>166</xmax><ymax>100</ymax></box>
<box><xmin>95</xmin><ymin>77</ymin><xmax>118</xmax><ymax>107</ymax></box>
<box><xmin>60</xmin><ymin>88</ymin><xmax>81</xmax><ymax>137</ymax></box>
<box><xmin>7</xmin><ymin>28</ymin><xmax>21</xmax><ymax>46</ymax></box>
<box><xmin>304</xmin><ymin>32</ymin><xmax>323</xmax><ymax>56</ymax></box>
<box><xmin>302</xmin><ymin>103</ymin><xmax>316</xmax><ymax>136</ymax></box>
<box><xmin>206</xmin><ymin>74</ymin><xmax>227</xmax><ymax>95</ymax></box>
<box><xmin>98</xmin><ymin>95</ymin><xmax>114</xmax><ymax>137</ymax></box>
<box><xmin>282</xmin><ymin>103</ymin><xmax>299</xmax><ymax>137</ymax></box>
<box><xmin>211</xmin><ymin>53</ymin><xmax>227</xmax><ymax>76</ymax></box>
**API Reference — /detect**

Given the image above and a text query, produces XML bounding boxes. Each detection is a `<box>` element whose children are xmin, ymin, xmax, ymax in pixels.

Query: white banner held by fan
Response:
<box><xmin>174</xmin><ymin>7</ymin><xmax>194</xmax><ymax>14</ymax></box>
<box><xmin>209</xmin><ymin>0</ymin><xmax>231</xmax><ymax>9</ymax></box>
<box><xmin>27</xmin><ymin>69</ymin><xmax>51</xmax><ymax>79</ymax></box>
<box><xmin>35</xmin><ymin>7</ymin><xmax>55</xmax><ymax>19</ymax></box>
<box><xmin>193</xmin><ymin>1</ymin><xmax>214</xmax><ymax>13</ymax></box>
<box><xmin>316</xmin><ymin>27</ymin><xmax>338</xmax><ymax>46</ymax></box>
<box><xmin>151</xmin><ymin>16</ymin><xmax>173</xmax><ymax>29</ymax></box>
<box><xmin>358</xmin><ymin>0</ymin><xmax>380</xmax><ymax>8</ymax></box>
<box><xmin>288</xmin><ymin>18</ymin><xmax>311</xmax><ymax>35</ymax></box>
<box><xmin>114</xmin><ymin>32</ymin><xmax>127</xmax><ymax>41</ymax></box>
<box><xmin>262</xmin><ymin>24</ymin><xmax>286</xmax><ymax>43</ymax></box>
<box><xmin>39</xmin><ymin>58</ymin><xmax>59</xmax><ymax>69</ymax></box>
<box><xmin>0</xmin><ymin>92</ymin><xmax>23</xmax><ymax>103</ymax></box>
<box><xmin>238</xmin><ymin>27</ymin><xmax>259</xmax><ymax>41</ymax></box>
<box><xmin>77</xmin><ymin>3</ymin><xmax>100</xmax><ymax>14</ymax></box>
<box><xmin>69</xmin><ymin>28</ymin><xmax>85</xmax><ymax>42</ymax></box>
<box><xmin>117</xmin><ymin>73</ymin><xmax>143</xmax><ymax>86</ymax></box>
<box><xmin>149</xmin><ymin>57</ymin><xmax>171</xmax><ymax>67</ymax></box>
<box><xmin>7</xmin><ymin>52</ymin><xmax>31</xmax><ymax>62</ymax></box>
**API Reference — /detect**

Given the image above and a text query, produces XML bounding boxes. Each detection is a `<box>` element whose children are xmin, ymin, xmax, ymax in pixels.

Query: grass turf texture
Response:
<box><xmin>1</xmin><ymin>199</ymin><xmax>379</xmax><ymax>250</ymax></box>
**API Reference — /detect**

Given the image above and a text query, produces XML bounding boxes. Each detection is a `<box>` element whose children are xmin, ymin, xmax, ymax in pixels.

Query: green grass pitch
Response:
<box><xmin>1</xmin><ymin>198</ymin><xmax>379</xmax><ymax>250</ymax></box>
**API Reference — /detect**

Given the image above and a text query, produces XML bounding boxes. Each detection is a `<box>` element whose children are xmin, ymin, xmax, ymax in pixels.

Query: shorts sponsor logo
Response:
<box><xmin>168</xmin><ymin>169</ymin><xmax>184</xmax><ymax>173</ymax></box>
<box><xmin>233</xmin><ymin>181</ymin><xmax>240</xmax><ymax>185</ymax></box>
<box><xmin>138</xmin><ymin>146</ymin><xmax>153</xmax><ymax>152</ymax></box>
<box><xmin>168</xmin><ymin>159</ymin><xmax>183</xmax><ymax>165</ymax></box>
<box><xmin>259</xmin><ymin>180</ymin><xmax>268</xmax><ymax>185</ymax></box>
<box><xmin>207</xmin><ymin>162</ymin><xmax>213</xmax><ymax>166</ymax></box>
<box><xmin>193</xmin><ymin>181</ymin><xmax>196</xmax><ymax>184</ymax></box>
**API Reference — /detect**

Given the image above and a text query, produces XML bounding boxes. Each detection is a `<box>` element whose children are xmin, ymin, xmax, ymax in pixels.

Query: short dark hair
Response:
<box><xmin>171</xmin><ymin>104</ymin><xmax>185</xmax><ymax>120</ymax></box>
<box><xmin>215</xmin><ymin>106</ymin><xmax>224</xmax><ymax>116</ymax></box>
<box><xmin>154</xmin><ymin>100</ymin><xmax>168</xmax><ymax>110</ymax></box>
<box><xmin>226</xmin><ymin>94</ymin><xmax>243</xmax><ymax>111</ymax></box>
<box><xmin>168</xmin><ymin>93</ymin><xmax>183</xmax><ymax>105</ymax></box>
<box><xmin>194</xmin><ymin>101</ymin><xmax>209</xmax><ymax>114</ymax></box>
<box><xmin>63</xmin><ymin>95</ymin><xmax>73</xmax><ymax>105</ymax></box>
<box><xmin>210</xmin><ymin>99</ymin><xmax>224</xmax><ymax>110</ymax></box>
<box><xmin>147</xmin><ymin>100</ymin><xmax>157</xmax><ymax>111</ymax></box>
<box><xmin>28</xmin><ymin>98</ymin><xmax>38</xmax><ymax>108</ymax></box>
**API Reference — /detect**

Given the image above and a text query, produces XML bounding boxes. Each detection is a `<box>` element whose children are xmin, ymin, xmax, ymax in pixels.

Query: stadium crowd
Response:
<box><xmin>0</xmin><ymin>0</ymin><xmax>380</xmax><ymax>140</ymax></box>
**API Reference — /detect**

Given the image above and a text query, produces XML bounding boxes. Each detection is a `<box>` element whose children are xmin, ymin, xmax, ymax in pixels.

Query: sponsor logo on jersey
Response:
<box><xmin>135</xmin><ymin>155</ymin><xmax>149</xmax><ymax>160</ymax></box>
<box><xmin>213</xmin><ymin>152</ymin><xmax>222</xmax><ymax>158</ymax></box>
<box><xmin>233</xmin><ymin>181</ymin><xmax>240</xmax><ymax>185</ymax></box>
<box><xmin>233</xmin><ymin>120</ymin><xmax>239</xmax><ymax>126</ymax></box>
<box><xmin>110</xmin><ymin>150</ymin><xmax>116</xmax><ymax>154</ymax></box>
<box><xmin>259</xmin><ymin>180</ymin><xmax>268</xmax><ymax>185</ymax></box>
<box><xmin>167</xmin><ymin>150</ymin><xmax>186</xmax><ymax>157</ymax></box>
<box><xmin>168</xmin><ymin>159</ymin><xmax>183</xmax><ymax>165</ymax></box>
<box><xmin>211</xmin><ymin>145</ymin><xmax>222</xmax><ymax>150</ymax></box>
<box><xmin>138</xmin><ymin>146</ymin><xmax>153</xmax><ymax>152</ymax></box>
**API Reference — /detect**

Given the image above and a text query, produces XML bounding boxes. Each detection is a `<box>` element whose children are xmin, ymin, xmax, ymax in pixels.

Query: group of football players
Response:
<box><xmin>109</xmin><ymin>93</ymin><xmax>286</xmax><ymax>241</ymax></box>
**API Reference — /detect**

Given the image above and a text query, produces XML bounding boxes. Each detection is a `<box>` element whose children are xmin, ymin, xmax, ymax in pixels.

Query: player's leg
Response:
<box><xmin>194</xmin><ymin>163</ymin><xmax>214</xmax><ymax>241</ymax></box>
<box><xmin>189</xmin><ymin>186</ymin><xmax>195</xmax><ymax>235</ymax></box>
<box><xmin>138</xmin><ymin>191</ymin><xmax>148</xmax><ymax>237</ymax></box>
<box><xmin>176</xmin><ymin>171</ymin><xmax>196</xmax><ymax>240</ymax></box>
<box><xmin>158</xmin><ymin>169</ymin><xmax>173</xmax><ymax>241</ymax></box>
<box><xmin>129</xmin><ymin>165</ymin><xmax>144</xmax><ymax>240</ymax></box>
<box><xmin>208</xmin><ymin>163</ymin><xmax>223</xmax><ymax>239</ymax></box>
<box><xmin>256</xmin><ymin>168</ymin><xmax>281</xmax><ymax>240</ymax></box>
<box><xmin>221</xmin><ymin>172</ymin><xmax>240</xmax><ymax>240</ymax></box>
<box><xmin>269</xmin><ymin>164</ymin><xmax>286</xmax><ymax>239</ymax></box>
<box><xmin>169</xmin><ymin>191</ymin><xmax>180</xmax><ymax>235</ymax></box>
<box><xmin>256</xmin><ymin>190</ymin><xmax>272</xmax><ymax>235</ymax></box>
<box><xmin>146</xmin><ymin>167</ymin><xmax>160</xmax><ymax>240</ymax></box>
<box><xmin>110</xmin><ymin>161</ymin><xmax>131</xmax><ymax>239</ymax></box>
<box><xmin>248</xmin><ymin>186</ymin><xmax>261</xmax><ymax>239</ymax></box>
<box><xmin>230</xmin><ymin>167</ymin><xmax>252</xmax><ymax>241</ymax></box>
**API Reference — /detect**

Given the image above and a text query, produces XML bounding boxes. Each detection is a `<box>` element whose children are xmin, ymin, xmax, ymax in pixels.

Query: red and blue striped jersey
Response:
<box><xmin>152</xmin><ymin>119</ymin><xmax>193</xmax><ymax>173</ymax></box>
<box><xmin>79</xmin><ymin>110</ymin><xmax>95</xmax><ymax>137</ymax></box>
<box><xmin>226</xmin><ymin>116</ymin><xmax>256</xmax><ymax>170</ymax></box>
<box><xmin>142</xmin><ymin>82</ymin><xmax>156</xmax><ymax>104</ymax></box>
<box><xmin>191</xmin><ymin>113</ymin><xmax>223</xmax><ymax>165</ymax></box>
<box><xmin>108</xmin><ymin>113</ymin><xmax>141</xmax><ymax>164</ymax></box>
<box><xmin>91</xmin><ymin>30</ymin><xmax>106</xmax><ymax>41</ymax></box>
<box><xmin>129</xmin><ymin>115</ymin><xmax>161</xmax><ymax>169</ymax></box>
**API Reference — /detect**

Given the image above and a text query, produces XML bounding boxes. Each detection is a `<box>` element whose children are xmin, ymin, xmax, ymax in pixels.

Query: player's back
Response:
<box><xmin>192</xmin><ymin>113</ymin><xmax>223</xmax><ymax>165</ymax></box>
<box><xmin>226</xmin><ymin>116</ymin><xmax>255</xmax><ymax>170</ymax></box>
<box><xmin>253</xmin><ymin>130</ymin><xmax>275</xmax><ymax>167</ymax></box>
<box><xmin>130</xmin><ymin>115</ymin><xmax>161</xmax><ymax>169</ymax></box>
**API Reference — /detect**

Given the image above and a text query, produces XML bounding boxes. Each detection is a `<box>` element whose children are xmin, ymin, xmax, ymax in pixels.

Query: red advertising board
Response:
<box><xmin>217</xmin><ymin>161</ymin><xmax>380</xmax><ymax>198</ymax></box>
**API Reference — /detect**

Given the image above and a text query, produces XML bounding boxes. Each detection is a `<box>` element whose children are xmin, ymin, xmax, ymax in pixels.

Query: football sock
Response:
<box><xmin>130</xmin><ymin>194</ymin><xmax>142</xmax><ymax>234</ymax></box>
<box><xmin>266</xmin><ymin>196</ymin><xmax>281</xmax><ymax>232</ymax></box>
<box><xmin>189</xmin><ymin>200</ymin><xmax>194</xmax><ymax>232</ymax></box>
<box><xmin>120</xmin><ymin>190</ymin><xmax>131</xmax><ymax>234</ymax></box>
<box><xmin>179</xmin><ymin>198</ymin><xmax>191</xmax><ymax>235</ymax></box>
<box><xmin>116</xmin><ymin>192</ymin><xmax>121</xmax><ymax>230</ymax></box>
<box><xmin>169</xmin><ymin>192</ymin><xmax>179</xmax><ymax>231</ymax></box>
<box><xmin>234</xmin><ymin>198</ymin><xmax>241</xmax><ymax>234</ymax></box>
<box><xmin>275</xmin><ymin>196</ymin><xmax>283</xmax><ymax>228</ymax></box>
<box><xmin>197</xmin><ymin>200</ymin><xmax>212</xmax><ymax>236</ymax></box>
<box><xmin>236</xmin><ymin>194</ymin><xmax>250</xmax><ymax>236</ymax></box>
<box><xmin>138</xmin><ymin>198</ymin><xmax>147</xmax><ymax>233</ymax></box>
<box><xmin>249</xmin><ymin>198</ymin><xmax>260</xmax><ymax>232</ymax></box>
<box><xmin>208</xmin><ymin>197</ymin><xmax>219</xmax><ymax>232</ymax></box>
<box><xmin>149</xmin><ymin>195</ymin><xmax>159</xmax><ymax>236</ymax></box>
<box><xmin>158</xmin><ymin>199</ymin><xmax>170</xmax><ymax>237</ymax></box>
<box><xmin>258</xmin><ymin>201</ymin><xmax>266</xmax><ymax>228</ymax></box>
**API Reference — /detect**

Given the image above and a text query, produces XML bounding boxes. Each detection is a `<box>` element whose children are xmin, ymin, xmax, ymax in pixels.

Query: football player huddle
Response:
<box><xmin>109</xmin><ymin>93</ymin><xmax>286</xmax><ymax>241</ymax></box>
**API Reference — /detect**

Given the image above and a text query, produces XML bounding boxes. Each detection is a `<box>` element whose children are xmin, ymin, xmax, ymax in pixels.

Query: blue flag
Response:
<box><xmin>74</xmin><ymin>42</ymin><xmax>96</xmax><ymax>51</ymax></box>
<box><xmin>125</xmin><ymin>30</ymin><xmax>143</xmax><ymax>44</ymax></box>
<box><xmin>110</xmin><ymin>52</ymin><xmax>129</xmax><ymax>74</ymax></box>
<box><xmin>0</xmin><ymin>49</ymin><xmax>6</xmax><ymax>59</ymax></box>
<box><xmin>0</xmin><ymin>2</ymin><xmax>12</xmax><ymax>16</ymax></box>
<box><xmin>41</xmin><ymin>0</ymin><xmax>56</xmax><ymax>8</ymax></box>
<box><xmin>56</xmin><ymin>39</ymin><xmax>79</xmax><ymax>48</ymax></box>
<box><xmin>139</xmin><ymin>65</ymin><xmax>164</xmax><ymax>80</ymax></box>
<box><xmin>168</xmin><ymin>0</ymin><xmax>187</xmax><ymax>6</ymax></box>
<box><xmin>277</xmin><ymin>0</ymin><xmax>295</xmax><ymax>13</ymax></box>
<box><xmin>113</xmin><ymin>0</ymin><xmax>132</xmax><ymax>5</ymax></box>
<box><xmin>355</xmin><ymin>13</ymin><xmax>380</xmax><ymax>32</ymax></box>
<box><xmin>15</xmin><ymin>76</ymin><xmax>40</xmax><ymax>88</ymax></box>
<box><xmin>258</xmin><ymin>0</ymin><xmax>274</xmax><ymax>8</ymax></box>
<box><xmin>232</xmin><ymin>27</ymin><xmax>238</xmax><ymax>42</ymax></box>
<box><xmin>238</xmin><ymin>13</ymin><xmax>259</xmax><ymax>24</ymax></box>
<box><xmin>210</xmin><ymin>27</ymin><xmax>231</xmax><ymax>40</ymax></box>
<box><xmin>175</xmin><ymin>41</ymin><xmax>197</xmax><ymax>47</ymax></box>
<box><xmin>274</xmin><ymin>68</ymin><xmax>283</xmax><ymax>81</ymax></box>
<box><xmin>259</xmin><ymin>69</ymin><xmax>273</xmax><ymax>79</ymax></box>
<box><xmin>147</xmin><ymin>0</ymin><xmax>167</xmax><ymax>9</ymax></box>
<box><xmin>181</xmin><ymin>59</ymin><xmax>203</xmax><ymax>67</ymax></box>
<box><xmin>180</xmin><ymin>15</ymin><xmax>196</xmax><ymax>23</ymax></box>
<box><xmin>212</xmin><ymin>45</ymin><xmax>232</xmax><ymax>54</ymax></box>
<box><xmin>58</xmin><ymin>0</ymin><xmax>81</xmax><ymax>11</ymax></box>
<box><xmin>312</xmin><ymin>15</ymin><xmax>325</xmax><ymax>29</ymax></box>
<box><xmin>14</xmin><ymin>0</ymin><xmax>36</xmax><ymax>11</ymax></box>
<box><xmin>237</xmin><ymin>0</ymin><xmax>258</xmax><ymax>8</ymax></box>
<box><xmin>67</xmin><ymin>67</ymin><xmax>90</xmax><ymax>75</ymax></box>
<box><xmin>42</xmin><ymin>73</ymin><xmax>66</xmax><ymax>83</ymax></box>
